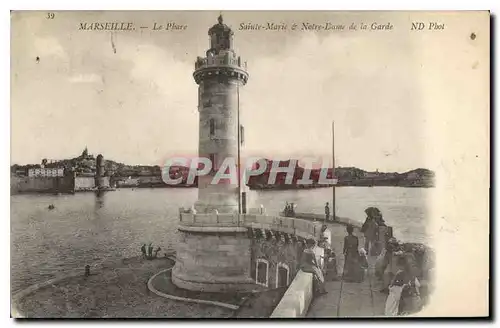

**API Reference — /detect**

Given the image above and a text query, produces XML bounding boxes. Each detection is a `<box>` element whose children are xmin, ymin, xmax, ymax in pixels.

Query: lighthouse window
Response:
<box><xmin>210</xmin><ymin>119</ymin><xmax>216</xmax><ymax>138</ymax></box>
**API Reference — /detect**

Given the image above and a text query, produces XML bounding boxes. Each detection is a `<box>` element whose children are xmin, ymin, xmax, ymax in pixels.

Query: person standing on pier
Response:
<box><xmin>320</xmin><ymin>224</ymin><xmax>332</xmax><ymax>250</ymax></box>
<box><xmin>284</xmin><ymin>202</ymin><xmax>290</xmax><ymax>217</ymax></box>
<box><xmin>343</xmin><ymin>224</ymin><xmax>362</xmax><ymax>282</ymax></box>
<box><xmin>361</xmin><ymin>207</ymin><xmax>379</xmax><ymax>256</ymax></box>
<box><xmin>290</xmin><ymin>203</ymin><xmax>296</xmax><ymax>216</ymax></box>
<box><xmin>324</xmin><ymin>202</ymin><xmax>330</xmax><ymax>222</ymax></box>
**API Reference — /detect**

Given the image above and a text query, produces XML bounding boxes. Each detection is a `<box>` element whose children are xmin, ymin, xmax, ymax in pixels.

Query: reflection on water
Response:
<box><xmin>95</xmin><ymin>191</ymin><xmax>105</xmax><ymax>210</ymax></box>
<box><xmin>11</xmin><ymin>187</ymin><xmax>430</xmax><ymax>292</ymax></box>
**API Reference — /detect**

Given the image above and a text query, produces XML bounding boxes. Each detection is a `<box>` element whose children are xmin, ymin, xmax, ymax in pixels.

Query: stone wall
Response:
<box><xmin>11</xmin><ymin>176</ymin><xmax>74</xmax><ymax>194</ymax></box>
<box><xmin>74</xmin><ymin>176</ymin><xmax>95</xmax><ymax>191</ymax></box>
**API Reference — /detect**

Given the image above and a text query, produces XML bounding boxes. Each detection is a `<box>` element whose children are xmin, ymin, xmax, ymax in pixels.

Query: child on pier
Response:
<box><xmin>324</xmin><ymin>248</ymin><xmax>338</xmax><ymax>281</ymax></box>
<box><xmin>359</xmin><ymin>248</ymin><xmax>369</xmax><ymax>281</ymax></box>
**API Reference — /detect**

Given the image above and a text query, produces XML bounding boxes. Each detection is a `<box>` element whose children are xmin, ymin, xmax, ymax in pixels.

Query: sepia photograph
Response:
<box><xmin>9</xmin><ymin>10</ymin><xmax>490</xmax><ymax>319</ymax></box>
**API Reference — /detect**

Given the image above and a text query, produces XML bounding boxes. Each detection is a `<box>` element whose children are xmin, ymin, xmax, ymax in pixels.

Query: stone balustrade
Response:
<box><xmin>178</xmin><ymin>209</ymin><xmax>323</xmax><ymax>240</ymax></box>
<box><xmin>195</xmin><ymin>52</ymin><xmax>246</xmax><ymax>70</ymax></box>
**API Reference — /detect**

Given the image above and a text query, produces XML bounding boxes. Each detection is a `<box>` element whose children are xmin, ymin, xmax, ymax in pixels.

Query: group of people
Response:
<box><xmin>361</xmin><ymin>208</ymin><xmax>427</xmax><ymax>316</ymax></box>
<box><xmin>283</xmin><ymin>201</ymin><xmax>335</xmax><ymax>222</ymax></box>
<box><xmin>283</xmin><ymin>202</ymin><xmax>296</xmax><ymax>217</ymax></box>
<box><xmin>362</xmin><ymin>207</ymin><xmax>427</xmax><ymax>316</ymax></box>
<box><xmin>376</xmin><ymin>238</ymin><xmax>429</xmax><ymax>316</ymax></box>
<box><xmin>297</xmin><ymin>206</ymin><xmax>429</xmax><ymax>316</ymax></box>
<box><xmin>141</xmin><ymin>243</ymin><xmax>162</xmax><ymax>260</ymax></box>
<box><xmin>299</xmin><ymin>223</ymin><xmax>370</xmax><ymax>295</ymax></box>
<box><xmin>299</xmin><ymin>226</ymin><xmax>335</xmax><ymax>295</ymax></box>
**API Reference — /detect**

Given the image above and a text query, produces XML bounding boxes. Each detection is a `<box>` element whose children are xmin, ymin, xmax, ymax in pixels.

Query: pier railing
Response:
<box><xmin>178</xmin><ymin>210</ymin><xmax>323</xmax><ymax>240</ymax></box>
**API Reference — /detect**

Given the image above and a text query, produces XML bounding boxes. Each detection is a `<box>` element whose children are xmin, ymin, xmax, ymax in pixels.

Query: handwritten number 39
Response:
<box><xmin>47</xmin><ymin>13</ymin><xmax>55</xmax><ymax>19</ymax></box>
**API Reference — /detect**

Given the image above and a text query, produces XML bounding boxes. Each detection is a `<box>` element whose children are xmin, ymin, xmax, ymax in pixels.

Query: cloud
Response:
<box><xmin>33</xmin><ymin>37</ymin><xmax>68</xmax><ymax>60</ymax></box>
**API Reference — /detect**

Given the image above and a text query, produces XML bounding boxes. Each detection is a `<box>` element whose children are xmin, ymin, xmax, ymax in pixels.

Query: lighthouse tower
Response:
<box><xmin>193</xmin><ymin>15</ymin><xmax>249</xmax><ymax>214</ymax></box>
<box><xmin>172</xmin><ymin>15</ymin><xmax>254</xmax><ymax>293</ymax></box>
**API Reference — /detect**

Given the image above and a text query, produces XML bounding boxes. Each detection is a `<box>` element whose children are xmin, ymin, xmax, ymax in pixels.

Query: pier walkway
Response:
<box><xmin>307</xmin><ymin>221</ymin><xmax>386</xmax><ymax>317</ymax></box>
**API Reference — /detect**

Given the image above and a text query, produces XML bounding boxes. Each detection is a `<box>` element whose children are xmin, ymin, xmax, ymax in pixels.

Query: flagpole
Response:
<box><xmin>237</xmin><ymin>84</ymin><xmax>241</xmax><ymax>214</ymax></box>
<box><xmin>332</xmin><ymin>121</ymin><xmax>336</xmax><ymax>221</ymax></box>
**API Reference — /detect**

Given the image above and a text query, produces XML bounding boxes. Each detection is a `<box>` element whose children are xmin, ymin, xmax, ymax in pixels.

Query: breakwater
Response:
<box><xmin>10</xmin><ymin>175</ymin><xmax>113</xmax><ymax>194</ymax></box>
<box><xmin>11</xmin><ymin>175</ymin><xmax>74</xmax><ymax>194</ymax></box>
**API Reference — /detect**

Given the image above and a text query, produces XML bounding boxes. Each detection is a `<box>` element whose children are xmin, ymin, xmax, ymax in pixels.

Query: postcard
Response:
<box><xmin>10</xmin><ymin>10</ymin><xmax>490</xmax><ymax>318</ymax></box>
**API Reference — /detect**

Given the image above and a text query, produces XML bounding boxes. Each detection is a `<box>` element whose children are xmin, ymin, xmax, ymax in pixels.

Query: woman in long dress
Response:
<box><xmin>300</xmin><ymin>238</ymin><xmax>327</xmax><ymax>295</ymax></box>
<box><xmin>343</xmin><ymin>224</ymin><xmax>362</xmax><ymax>282</ymax></box>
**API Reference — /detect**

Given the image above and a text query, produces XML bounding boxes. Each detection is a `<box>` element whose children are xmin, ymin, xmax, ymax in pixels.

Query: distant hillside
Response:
<box><xmin>246</xmin><ymin>160</ymin><xmax>435</xmax><ymax>189</ymax></box>
<box><xmin>11</xmin><ymin>152</ymin><xmax>435</xmax><ymax>189</ymax></box>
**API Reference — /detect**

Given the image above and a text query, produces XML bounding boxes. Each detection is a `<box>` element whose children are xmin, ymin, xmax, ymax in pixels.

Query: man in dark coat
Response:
<box><xmin>325</xmin><ymin>202</ymin><xmax>330</xmax><ymax>221</ymax></box>
<box><xmin>361</xmin><ymin>207</ymin><xmax>380</xmax><ymax>255</ymax></box>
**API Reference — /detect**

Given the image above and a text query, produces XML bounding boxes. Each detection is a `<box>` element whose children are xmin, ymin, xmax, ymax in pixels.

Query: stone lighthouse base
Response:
<box><xmin>172</xmin><ymin>224</ymin><xmax>257</xmax><ymax>293</ymax></box>
<box><xmin>172</xmin><ymin>270</ymin><xmax>257</xmax><ymax>293</ymax></box>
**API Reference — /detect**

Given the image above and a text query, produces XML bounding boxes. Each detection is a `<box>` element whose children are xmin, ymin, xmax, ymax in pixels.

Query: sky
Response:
<box><xmin>10</xmin><ymin>11</ymin><xmax>488</xmax><ymax>172</ymax></box>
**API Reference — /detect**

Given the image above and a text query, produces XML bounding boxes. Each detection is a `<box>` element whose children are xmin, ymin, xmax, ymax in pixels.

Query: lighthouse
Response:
<box><xmin>172</xmin><ymin>15</ymin><xmax>255</xmax><ymax>293</ymax></box>
<box><xmin>193</xmin><ymin>14</ymin><xmax>249</xmax><ymax>214</ymax></box>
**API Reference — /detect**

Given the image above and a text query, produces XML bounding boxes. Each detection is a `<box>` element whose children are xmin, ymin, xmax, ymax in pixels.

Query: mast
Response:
<box><xmin>332</xmin><ymin>121</ymin><xmax>336</xmax><ymax>221</ymax></box>
<box><xmin>237</xmin><ymin>84</ymin><xmax>241</xmax><ymax>214</ymax></box>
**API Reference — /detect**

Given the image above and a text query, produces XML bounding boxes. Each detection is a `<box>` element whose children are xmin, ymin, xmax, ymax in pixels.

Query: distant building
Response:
<box><xmin>364</xmin><ymin>170</ymin><xmax>380</xmax><ymax>178</ymax></box>
<box><xmin>138</xmin><ymin>169</ymin><xmax>152</xmax><ymax>176</ymax></box>
<box><xmin>15</xmin><ymin>169</ymin><xmax>26</xmax><ymax>176</ymax></box>
<box><xmin>28</xmin><ymin>167</ymin><xmax>64</xmax><ymax>177</ymax></box>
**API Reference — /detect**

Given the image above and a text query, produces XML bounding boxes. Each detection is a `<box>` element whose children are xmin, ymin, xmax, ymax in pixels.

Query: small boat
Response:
<box><xmin>48</xmin><ymin>204</ymin><xmax>55</xmax><ymax>210</ymax></box>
